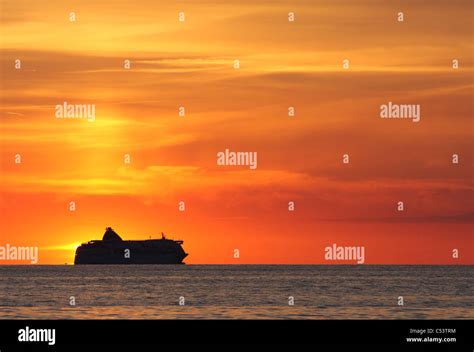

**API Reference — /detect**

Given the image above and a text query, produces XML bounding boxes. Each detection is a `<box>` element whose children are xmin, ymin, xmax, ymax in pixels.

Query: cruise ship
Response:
<box><xmin>74</xmin><ymin>227</ymin><xmax>188</xmax><ymax>264</ymax></box>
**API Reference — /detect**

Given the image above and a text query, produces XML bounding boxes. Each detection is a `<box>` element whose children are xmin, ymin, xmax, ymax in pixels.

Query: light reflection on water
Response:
<box><xmin>0</xmin><ymin>265</ymin><xmax>472</xmax><ymax>319</ymax></box>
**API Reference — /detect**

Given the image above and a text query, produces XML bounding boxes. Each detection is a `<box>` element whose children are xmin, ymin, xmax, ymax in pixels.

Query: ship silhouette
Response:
<box><xmin>74</xmin><ymin>227</ymin><xmax>188</xmax><ymax>264</ymax></box>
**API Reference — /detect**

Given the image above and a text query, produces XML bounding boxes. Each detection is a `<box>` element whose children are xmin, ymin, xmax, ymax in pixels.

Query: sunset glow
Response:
<box><xmin>1</xmin><ymin>0</ymin><xmax>472</xmax><ymax>264</ymax></box>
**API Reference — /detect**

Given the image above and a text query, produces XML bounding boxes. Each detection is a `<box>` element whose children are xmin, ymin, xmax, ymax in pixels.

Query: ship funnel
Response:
<box><xmin>103</xmin><ymin>227</ymin><xmax>123</xmax><ymax>241</ymax></box>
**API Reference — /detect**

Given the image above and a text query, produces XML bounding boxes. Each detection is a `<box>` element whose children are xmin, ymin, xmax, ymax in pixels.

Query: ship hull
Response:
<box><xmin>74</xmin><ymin>252</ymin><xmax>187</xmax><ymax>264</ymax></box>
<box><xmin>74</xmin><ymin>238</ymin><xmax>188</xmax><ymax>265</ymax></box>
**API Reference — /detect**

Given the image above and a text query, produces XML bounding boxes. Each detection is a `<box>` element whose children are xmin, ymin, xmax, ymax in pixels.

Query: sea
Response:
<box><xmin>0</xmin><ymin>265</ymin><xmax>472</xmax><ymax>319</ymax></box>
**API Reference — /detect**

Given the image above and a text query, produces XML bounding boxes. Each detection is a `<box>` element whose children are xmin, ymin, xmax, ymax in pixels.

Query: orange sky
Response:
<box><xmin>0</xmin><ymin>0</ymin><xmax>473</xmax><ymax>264</ymax></box>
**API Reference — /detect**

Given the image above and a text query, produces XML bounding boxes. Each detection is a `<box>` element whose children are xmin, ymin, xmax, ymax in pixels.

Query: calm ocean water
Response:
<box><xmin>0</xmin><ymin>265</ymin><xmax>472</xmax><ymax>319</ymax></box>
